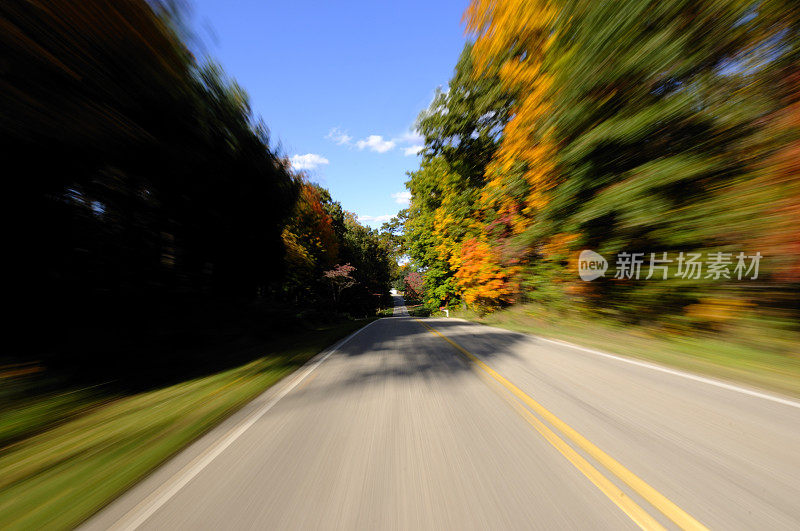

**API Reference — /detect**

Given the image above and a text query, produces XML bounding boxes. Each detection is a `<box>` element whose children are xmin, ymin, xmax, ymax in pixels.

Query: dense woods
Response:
<box><xmin>402</xmin><ymin>0</ymin><xmax>800</xmax><ymax>337</ymax></box>
<box><xmin>5</xmin><ymin>3</ymin><xmax>800</xmax><ymax>528</ymax></box>
<box><xmin>2</xmin><ymin>0</ymin><xmax>391</xmax><ymax>382</ymax></box>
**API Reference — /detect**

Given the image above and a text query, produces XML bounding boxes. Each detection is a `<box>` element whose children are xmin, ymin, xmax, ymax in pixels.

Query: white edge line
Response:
<box><xmin>443</xmin><ymin>317</ymin><xmax>800</xmax><ymax>410</ymax></box>
<box><xmin>110</xmin><ymin>318</ymin><xmax>384</xmax><ymax>531</ymax></box>
<box><xmin>533</xmin><ymin>336</ymin><xmax>800</xmax><ymax>409</ymax></box>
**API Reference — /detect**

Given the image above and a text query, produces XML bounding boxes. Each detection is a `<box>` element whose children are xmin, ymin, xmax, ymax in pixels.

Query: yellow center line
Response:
<box><xmin>480</xmin><ymin>365</ymin><xmax>666</xmax><ymax>530</ymax></box>
<box><xmin>415</xmin><ymin>319</ymin><xmax>707</xmax><ymax>531</ymax></box>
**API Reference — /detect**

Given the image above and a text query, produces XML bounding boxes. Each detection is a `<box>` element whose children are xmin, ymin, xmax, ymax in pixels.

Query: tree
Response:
<box><xmin>404</xmin><ymin>43</ymin><xmax>515</xmax><ymax>310</ymax></box>
<box><xmin>403</xmin><ymin>272</ymin><xmax>425</xmax><ymax>303</ymax></box>
<box><xmin>338</xmin><ymin>213</ymin><xmax>393</xmax><ymax>314</ymax></box>
<box><xmin>406</xmin><ymin>0</ymin><xmax>800</xmax><ymax>330</ymax></box>
<box><xmin>282</xmin><ymin>179</ymin><xmax>340</xmax><ymax>303</ymax></box>
<box><xmin>1</xmin><ymin>0</ymin><xmax>390</xmax><ymax>378</ymax></box>
<box><xmin>323</xmin><ymin>264</ymin><xmax>357</xmax><ymax>306</ymax></box>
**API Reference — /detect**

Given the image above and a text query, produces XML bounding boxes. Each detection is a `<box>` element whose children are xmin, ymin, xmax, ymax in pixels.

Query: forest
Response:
<box><xmin>2</xmin><ymin>0</ymin><xmax>394</xmax><ymax>385</ymax></box>
<box><xmin>400</xmin><ymin>0</ymin><xmax>800</xmax><ymax>343</ymax></box>
<box><xmin>5</xmin><ymin>2</ymin><xmax>800</xmax><ymax>528</ymax></box>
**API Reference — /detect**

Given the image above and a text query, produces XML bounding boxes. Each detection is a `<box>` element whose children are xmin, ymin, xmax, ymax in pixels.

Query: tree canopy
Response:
<box><xmin>403</xmin><ymin>0</ymin><xmax>800</xmax><ymax>332</ymax></box>
<box><xmin>2</xmin><ymin>0</ymin><xmax>392</xmax><ymax>380</ymax></box>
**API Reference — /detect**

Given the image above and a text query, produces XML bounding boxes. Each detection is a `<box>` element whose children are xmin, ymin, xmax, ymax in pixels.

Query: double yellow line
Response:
<box><xmin>415</xmin><ymin>319</ymin><xmax>707</xmax><ymax>531</ymax></box>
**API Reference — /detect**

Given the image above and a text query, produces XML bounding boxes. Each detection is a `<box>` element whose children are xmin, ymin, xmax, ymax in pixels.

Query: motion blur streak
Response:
<box><xmin>407</xmin><ymin>0</ymin><xmax>800</xmax><ymax>342</ymax></box>
<box><xmin>4</xmin><ymin>0</ymin><xmax>800</xmax><ymax>528</ymax></box>
<box><xmin>416</xmin><ymin>319</ymin><xmax>705</xmax><ymax>530</ymax></box>
<box><xmin>83</xmin><ymin>298</ymin><xmax>800</xmax><ymax>529</ymax></box>
<box><xmin>1</xmin><ymin>0</ymin><xmax>393</xmax><ymax>527</ymax></box>
<box><xmin>107</xmin><ymin>319</ymin><xmax>382</xmax><ymax>531</ymax></box>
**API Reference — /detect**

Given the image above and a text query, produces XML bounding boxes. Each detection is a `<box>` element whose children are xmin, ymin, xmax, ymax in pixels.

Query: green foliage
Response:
<box><xmin>379</xmin><ymin>211</ymin><xmax>408</xmax><ymax>289</ymax></box>
<box><xmin>404</xmin><ymin>44</ymin><xmax>515</xmax><ymax>308</ymax></box>
<box><xmin>529</xmin><ymin>0</ymin><xmax>797</xmax><ymax>322</ymax></box>
<box><xmin>405</xmin><ymin>0</ymin><xmax>800</xmax><ymax>334</ymax></box>
<box><xmin>417</xmin><ymin>44</ymin><xmax>514</xmax><ymax>178</ymax></box>
<box><xmin>2</xmin><ymin>0</ymin><xmax>391</xmax><ymax>378</ymax></box>
<box><xmin>338</xmin><ymin>214</ymin><xmax>393</xmax><ymax>315</ymax></box>
<box><xmin>281</xmin><ymin>185</ymin><xmax>392</xmax><ymax>315</ymax></box>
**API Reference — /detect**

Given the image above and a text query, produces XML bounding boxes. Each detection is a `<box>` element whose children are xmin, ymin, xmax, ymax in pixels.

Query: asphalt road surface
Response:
<box><xmin>84</xmin><ymin>295</ymin><xmax>800</xmax><ymax>530</ymax></box>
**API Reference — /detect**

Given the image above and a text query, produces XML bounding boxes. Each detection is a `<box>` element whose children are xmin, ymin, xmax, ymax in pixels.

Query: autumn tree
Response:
<box><xmin>405</xmin><ymin>43</ymin><xmax>515</xmax><ymax>310</ymax></box>
<box><xmin>407</xmin><ymin>0</ymin><xmax>800</xmax><ymax>328</ymax></box>
<box><xmin>403</xmin><ymin>272</ymin><xmax>425</xmax><ymax>303</ymax></box>
<box><xmin>282</xmin><ymin>180</ymin><xmax>340</xmax><ymax>303</ymax></box>
<box><xmin>323</xmin><ymin>263</ymin><xmax>357</xmax><ymax>306</ymax></box>
<box><xmin>1</xmin><ymin>0</ymin><xmax>392</xmax><ymax>378</ymax></box>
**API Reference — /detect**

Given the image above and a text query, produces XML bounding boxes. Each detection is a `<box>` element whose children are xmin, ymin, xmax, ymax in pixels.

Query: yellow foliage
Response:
<box><xmin>442</xmin><ymin>0</ymin><xmax>563</xmax><ymax>310</ymax></box>
<box><xmin>685</xmin><ymin>298</ymin><xmax>753</xmax><ymax>324</ymax></box>
<box><xmin>281</xmin><ymin>227</ymin><xmax>313</xmax><ymax>271</ymax></box>
<box><xmin>467</xmin><ymin>0</ymin><xmax>558</xmax><ymax>228</ymax></box>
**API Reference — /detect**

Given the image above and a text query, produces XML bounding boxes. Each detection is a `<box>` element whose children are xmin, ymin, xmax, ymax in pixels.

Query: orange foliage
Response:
<box><xmin>759</xmin><ymin>93</ymin><xmax>800</xmax><ymax>283</ymax></box>
<box><xmin>440</xmin><ymin>0</ymin><xmax>564</xmax><ymax>311</ymax></box>
<box><xmin>538</xmin><ymin>232</ymin><xmax>578</xmax><ymax>261</ymax></box>
<box><xmin>452</xmin><ymin>236</ymin><xmax>520</xmax><ymax>311</ymax></box>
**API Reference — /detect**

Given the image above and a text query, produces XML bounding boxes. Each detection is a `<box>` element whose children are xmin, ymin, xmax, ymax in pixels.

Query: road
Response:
<box><xmin>85</xmin><ymin>295</ymin><xmax>800</xmax><ymax>530</ymax></box>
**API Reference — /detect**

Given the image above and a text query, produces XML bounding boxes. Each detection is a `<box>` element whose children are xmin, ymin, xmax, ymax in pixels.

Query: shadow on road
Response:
<box><xmin>276</xmin><ymin>316</ymin><xmax>536</xmax><ymax>408</ymax></box>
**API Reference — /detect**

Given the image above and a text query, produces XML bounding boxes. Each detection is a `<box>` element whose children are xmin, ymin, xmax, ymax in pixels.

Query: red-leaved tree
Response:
<box><xmin>403</xmin><ymin>271</ymin><xmax>424</xmax><ymax>303</ymax></box>
<box><xmin>323</xmin><ymin>263</ymin><xmax>357</xmax><ymax>306</ymax></box>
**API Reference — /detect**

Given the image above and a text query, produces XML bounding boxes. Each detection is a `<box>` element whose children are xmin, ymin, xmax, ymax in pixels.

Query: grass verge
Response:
<box><xmin>405</xmin><ymin>303</ymin><xmax>431</xmax><ymax>317</ymax></box>
<box><xmin>453</xmin><ymin>304</ymin><xmax>800</xmax><ymax>399</ymax></box>
<box><xmin>0</xmin><ymin>319</ymin><xmax>370</xmax><ymax>530</ymax></box>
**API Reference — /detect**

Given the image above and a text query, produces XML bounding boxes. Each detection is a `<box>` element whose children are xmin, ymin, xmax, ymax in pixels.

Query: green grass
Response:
<box><xmin>405</xmin><ymin>303</ymin><xmax>431</xmax><ymax>317</ymax></box>
<box><xmin>0</xmin><ymin>319</ymin><xmax>369</xmax><ymax>530</ymax></box>
<box><xmin>453</xmin><ymin>304</ymin><xmax>800</xmax><ymax>399</ymax></box>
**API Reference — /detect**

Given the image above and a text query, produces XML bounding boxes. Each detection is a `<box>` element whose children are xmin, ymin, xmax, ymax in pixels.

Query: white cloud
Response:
<box><xmin>358</xmin><ymin>214</ymin><xmax>394</xmax><ymax>225</ymax></box>
<box><xmin>392</xmin><ymin>191</ymin><xmax>412</xmax><ymax>206</ymax></box>
<box><xmin>403</xmin><ymin>145</ymin><xmax>424</xmax><ymax>156</ymax></box>
<box><xmin>356</xmin><ymin>135</ymin><xmax>396</xmax><ymax>153</ymax></box>
<box><xmin>397</xmin><ymin>131</ymin><xmax>424</xmax><ymax>145</ymax></box>
<box><xmin>396</xmin><ymin>130</ymin><xmax>424</xmax><ymax>155</ymax></box>
<box><xmin>328</xmin><ymin>128</ymin><xmax>423</xmax><ymax>155</ymax></box>
<box><xmin>325</xmin><ymin>127</ymin><xmax>352</xmax><ymax>145</ymax></box>
<box><xmin>290</xmin><ymin>153</ymin><xmax>329</xmax><ymax>170</ymax></box>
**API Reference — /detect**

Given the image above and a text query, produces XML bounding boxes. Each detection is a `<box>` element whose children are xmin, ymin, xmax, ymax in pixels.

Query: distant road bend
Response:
<box><xmin>86</xmin><ymin>295</ymin><xmax>800</xmax><ymax>530</ymax></box>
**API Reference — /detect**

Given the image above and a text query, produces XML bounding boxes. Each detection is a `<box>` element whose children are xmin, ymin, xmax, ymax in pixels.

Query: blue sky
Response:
<box><xmin>189</xmin><ymin>0</ymin><xmax>470</xmax><ymax>228</ymax></box>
